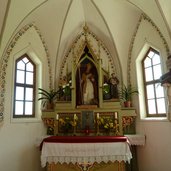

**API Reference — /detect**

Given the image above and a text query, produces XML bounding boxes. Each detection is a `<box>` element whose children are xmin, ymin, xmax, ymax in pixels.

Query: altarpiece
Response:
<box><xmin>41</xmin><ymin>26</ymin><xmax>138</xmax><ymax>171</ymax></box>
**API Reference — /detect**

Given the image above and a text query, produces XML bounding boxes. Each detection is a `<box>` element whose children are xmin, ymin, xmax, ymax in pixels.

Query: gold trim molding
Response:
<box><xmin>0</xmin><ymin>23</ymin><xmax>52</xmax><ymax>122</ymax></box>
<box><xmin>59</xmin><ymin>25</ymin><xmax>116</xmax><ymax>82</ymax></box>
<box><xmin>127</xmin><ymin>13</ymin><xmax>170</xmax><ymax>84</ymax></box>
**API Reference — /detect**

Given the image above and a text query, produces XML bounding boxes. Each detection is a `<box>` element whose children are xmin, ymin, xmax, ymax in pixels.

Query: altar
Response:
<box><xmin>40</xmin><ymin>25</ymin><xmax>142</xmax><ymax>171</ymax></box>
<box><xmin>40</xmin><ymin>136</ymin><xmax>132</xmax><ymax>171</ymax></box>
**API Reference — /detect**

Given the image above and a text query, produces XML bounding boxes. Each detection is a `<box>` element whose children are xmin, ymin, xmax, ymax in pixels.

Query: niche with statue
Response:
<box><xmin>56</xmin><ymin>45</ymin><xmax>120</xmax><ymax>108</ymax></box>
<box><xmin>76</xmin><ymin>46</ymin><xmax>99</xmax><ymax>106</ymax></box>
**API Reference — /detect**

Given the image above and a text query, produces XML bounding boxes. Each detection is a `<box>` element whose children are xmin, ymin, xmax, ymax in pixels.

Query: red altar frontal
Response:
<box><xmin>40</xmin><ymin>136</ymin><xmax>132</xmax><ymax>171</ymax></box>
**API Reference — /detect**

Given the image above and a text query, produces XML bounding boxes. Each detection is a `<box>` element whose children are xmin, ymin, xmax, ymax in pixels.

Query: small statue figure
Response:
<box><xmin>80</xmin><ymin>63</ymin><xmax>98</xmax><ymax>105</ymax></box>
<box><xmin>109</xmin><ymin>73</ymin><xmax>119</xmax><ymax>99</ymax></box>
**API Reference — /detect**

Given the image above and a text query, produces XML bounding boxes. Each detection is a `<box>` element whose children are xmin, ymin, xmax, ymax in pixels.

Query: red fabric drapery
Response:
<box><xmin>40</xmin><ymin>136</ymin><xmax>127</xmax><ymax>150</ymax></box>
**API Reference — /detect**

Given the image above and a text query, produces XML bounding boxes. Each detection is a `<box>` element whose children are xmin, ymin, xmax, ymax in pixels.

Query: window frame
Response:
<box><xmin>142</xmin><ymin>47</ymin><xmax>166</xmax><ymax>117</ymax></box>
<box><xmin>13</xmin><ymin>54</ymin><xmax>36</xmax><ymax>118</ymax></box>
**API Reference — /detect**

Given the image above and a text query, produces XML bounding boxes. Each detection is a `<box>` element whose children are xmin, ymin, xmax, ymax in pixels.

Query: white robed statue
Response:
<box><xmin>81</xmin><ymin>63</ymin><xmax>95</xmax><ymax>104</ymax></box>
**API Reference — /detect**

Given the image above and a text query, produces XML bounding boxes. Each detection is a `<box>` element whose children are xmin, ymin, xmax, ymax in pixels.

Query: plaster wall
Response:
<box><xmin>0</xmin><ymin>120</ymin><xmax>45</xmax><ymax>171</ymax></box>
<box><xmin>130</xmin><ymin>15</ymin><xmax>171</xmax><ymax>171</ymax></box>
<box><xmin>136</xmin><ymin>120</ymin><xmax>171</xmax><ymax>171</ymax></box>
<box><xmin>0</xmin><ymin>26</ymin><xmax>48</xmax><ymax>171</ymax></box>
<box><xmin>0</xmin><ymin>0</ymin><xmax>46</xmax><ymax>56</ymax></box>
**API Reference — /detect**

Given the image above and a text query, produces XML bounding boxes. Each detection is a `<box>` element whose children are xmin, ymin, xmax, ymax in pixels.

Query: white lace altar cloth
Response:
<box><xmin>41</xmin><ymin>142</ymin><xmax>132</xmax><ymax>167</ymax></box>
<box><xmin>125</xmin><ymin>134</ymin><xmax>145</xmax><ymax>146</ymax></box>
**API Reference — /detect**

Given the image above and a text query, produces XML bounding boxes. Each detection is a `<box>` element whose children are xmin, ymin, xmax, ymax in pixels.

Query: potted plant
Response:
<box><xmin>38</xmin><ymin>88</ymin><xmax>58</xmax><ymax>110</ymax></box>
<box><xmin>119</xmin><ymin>84</ymin><xmax>139</xmax><ymax>107</ymax></box>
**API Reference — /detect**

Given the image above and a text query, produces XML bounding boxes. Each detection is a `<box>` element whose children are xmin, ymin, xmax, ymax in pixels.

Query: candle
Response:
<box><xmin>115</xmin><ymin>112</ymin><xmax>118</xmax><ymax>119</ymax></box>
<box><xmin>97</xmin><ymin>113</ymin><xmax>99</xmax><ymax>119</ymax></box>
<box><xmin>74</xmin><ymin>114</ymin><xmax>77</xmax><ymax>120</ymax></box>
<box><xmin>56</xmin><ymin>113</ymin><xmax>59</xmax><ymax>120</ymax></box>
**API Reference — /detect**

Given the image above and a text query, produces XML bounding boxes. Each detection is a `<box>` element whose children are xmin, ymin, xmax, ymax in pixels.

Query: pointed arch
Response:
<box><xmin>128</xmin><ymin>13</ymin><xmax>170</xmax><ymax>85</ymax></box>
<box><xmin>0</xmin><ymin>23</ymin><xmax>52</xmax><ymax>122</ymax></box>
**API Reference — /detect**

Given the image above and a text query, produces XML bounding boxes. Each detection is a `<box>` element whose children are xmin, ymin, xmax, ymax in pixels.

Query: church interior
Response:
<box><xmin>0</xmin><ymin>0</ymin><xmax>171</xmax><ymax>171</ymax></box>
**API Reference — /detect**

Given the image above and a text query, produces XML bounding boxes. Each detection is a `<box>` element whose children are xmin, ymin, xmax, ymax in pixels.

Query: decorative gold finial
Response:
<box><xmin>83</xmin><ymin>23</ymin><xmax>89</xmax><ymax>42</ymax></box>
<box><xmin>83</xmin><ymin>22</ymin><xmax>88</xmax><ymax>33</ymax></box>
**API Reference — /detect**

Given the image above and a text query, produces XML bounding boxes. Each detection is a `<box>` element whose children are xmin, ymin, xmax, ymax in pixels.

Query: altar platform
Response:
<box><xmin>40</xmin><ymin>136</ymin><xmax>132</xmax><ymax>171</ymax></box>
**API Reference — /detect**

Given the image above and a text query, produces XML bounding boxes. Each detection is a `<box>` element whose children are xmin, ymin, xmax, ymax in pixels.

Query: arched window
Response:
<box><xmin>142</xmin><ymin>48</ymin><xmax>166</xmax><ymax>117</ymax></box>
<box><xmin>13</xmin><ymin>54</ymin><xmax>36</xmax><ymax>118</ymax></box>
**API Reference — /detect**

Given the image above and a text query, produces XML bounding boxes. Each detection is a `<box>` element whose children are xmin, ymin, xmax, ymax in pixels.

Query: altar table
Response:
<box><xmin>40</xmin><ymin>136</ymin><xmax>132</xmax><ymax>171</ymax></box>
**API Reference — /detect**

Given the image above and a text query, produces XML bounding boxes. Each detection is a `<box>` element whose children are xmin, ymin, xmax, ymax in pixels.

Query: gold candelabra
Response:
<box><xmin>114</xmin><ymin>112</ymin><xmax>119</xmax><ymax>135</ymax></box>
<box><xmin>73</xmin><ymin>114</ymin><xmax>77</xmax><ymax>136</ymax></box>
<box><xmin>114</xmin><ymin>119</ymin><xmax>120</xmax><ymax>135</ymax></box>
<box><xmin>96</xmin><ymin>113</ymin><xmax>100</xmax><ymax>136</ymax></box>
<box><xmin>55</xmin><ymin>113</ymin><xmax>59</xmax><ymax>136</ymax></box>
<box><xmin>73</xmin><ymin>124</ymin><xmax>76</xmax><ymax>136</ymax></box>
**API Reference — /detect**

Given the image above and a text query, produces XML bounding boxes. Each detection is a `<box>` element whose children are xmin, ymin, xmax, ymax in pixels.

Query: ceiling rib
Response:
<box><xmin>54</xmin><ymin>0</ymin><xmax>73</xmax><ymax>89</ymax></box>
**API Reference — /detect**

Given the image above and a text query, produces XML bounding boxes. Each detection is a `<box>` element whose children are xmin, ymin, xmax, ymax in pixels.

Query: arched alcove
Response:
<box><xmin>0</xmin><ymin>23</ymin><xmax>51</xmax><ymax>122</ymax></box>
<box><xmin>76</xmin><ymin>46</ymin><xmax>99</xmax><ymax>106</ymax></box>
<box><xmin>56</xmin><ymin>26</ymin><xmax>121</xmax><ymax>108</ymax></box>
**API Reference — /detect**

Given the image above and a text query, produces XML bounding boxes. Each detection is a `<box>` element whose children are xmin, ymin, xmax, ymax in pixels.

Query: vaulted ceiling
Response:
<box><xmin>0</xmin><ymin>0</ymin><xmax>171</xmax><ymax>68</ymax></box>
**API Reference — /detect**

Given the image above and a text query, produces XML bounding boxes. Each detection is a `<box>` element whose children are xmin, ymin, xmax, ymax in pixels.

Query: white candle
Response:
<box><xmin>97</xmin><ymin>113</ymin><xmax>99</xmax><ymax>119</ymax></box>
<box><xmin>115</xmin><ymin>112</ymin><xmax>118</xmax><ymax>119</ymax></box>
<box><xmin>56</xmin><ymin>113</ymin><xmax>59</xmax><ymax>120</ymax></box>
<box><xmin>74</xmin><ymin>114</ymin><xmax>77</xmax><ymax>120</ymax></box>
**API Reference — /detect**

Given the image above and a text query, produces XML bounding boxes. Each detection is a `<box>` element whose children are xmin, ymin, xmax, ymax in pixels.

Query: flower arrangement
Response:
<box><xmin>98</xmin><ymin>116</ymin><xmax>114</xmax><ymax>133</ymax></box>
<box><xmin>59</xmin><ymin>115</ymin><xmax>78</xmax><ymax>133</ymax></box>
<box><xmin>57</xmin><ymin>75</ymin><xmax>72</xmax><ymax>101</ymax></box>
<box><xmin>122</xmin><ymin>116</ymin><xmax>134</xmax><ymax>128</ymax></box>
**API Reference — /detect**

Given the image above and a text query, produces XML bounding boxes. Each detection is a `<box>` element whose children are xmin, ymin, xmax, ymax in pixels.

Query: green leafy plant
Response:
<box><xmin>119</xmin><ymin>84</ymin><xmax>138</xmax><ymax>107</ymax></box>
<box><xmin>38</xmin><ymin>88</ymin><xmax>58</xmax><ymax>109</ymax></box>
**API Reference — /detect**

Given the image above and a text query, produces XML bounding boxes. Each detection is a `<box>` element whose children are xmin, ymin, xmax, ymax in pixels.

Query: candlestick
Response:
<box><xmin>56</xmin><ymin>113</ymin><xmax>59</xmax><ymax>120</ymax></box>
<box><xmin>74</xmin><ymin>114</ymin><xmax>77</xmax><ymax>120</ymax></box>
<box><xmin>96</xmin><ymin>113</ymin><xmax>100</xmax><ymax>136</ymax></box>
<box><xmin>114</xmin><ymin>119</ymin><xmax>119</xmax><ymax>136</ymax></box>
<box><xmin>56</xmin><ymin>120</ymin><xmax>59</xmax><ymax>136</ymax></box>
<box><xmin>73</xmin><ymin>114</ymin><xmax>77</xmax><ymax>136</ymax></box>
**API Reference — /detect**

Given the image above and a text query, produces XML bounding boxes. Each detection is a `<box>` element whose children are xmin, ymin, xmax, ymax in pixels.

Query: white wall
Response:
<box><xmin>136</xmin><ymin>120</ymin><xmax>171</xmax><ymax>171</ymax></box>
<box><xmin>0</xmin><ymin>25</ymin><xmax>49</xmax><ymax>171</ymax></box>
<box><xmin>130</xmin><ymin>16</ymin><xmax>171</xmax><ymax>171</ymax></box>
<box><xmin>0</xmin><ymin>121</ymin><xmax>46</xmax><ymax>171</ymax></box>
